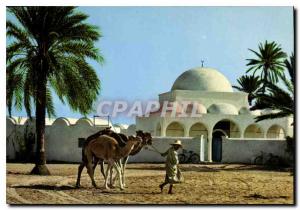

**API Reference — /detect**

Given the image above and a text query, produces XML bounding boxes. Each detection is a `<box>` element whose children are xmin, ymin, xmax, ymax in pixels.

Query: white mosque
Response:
<box><xmin>6</xmin><ymin>67</ymin><xmax>293</xmax><ymax>163</ymax></box>
<box><xmin>135</xmin><ymin>67</ymin><xmax>293</xmax><ymax>162</ymax></box>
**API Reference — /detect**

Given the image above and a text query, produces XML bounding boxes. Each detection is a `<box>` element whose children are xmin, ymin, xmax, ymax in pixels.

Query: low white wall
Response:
<box><xmin>6</xmin><ymin>118</ymin><xmax>110</xmax><ymax>162</ymax></box>
<box><xmin>7</xmin><ymin>115</ymin><xmax>289</xmax><ymax>164</ymax></box>
<box><xmin>7</xmin><ymin>121</ymin><xmax>202</xmax><ymax>163</ymax></box>
<box><xmin>128</xmin><ymin>137</ymin><xmax>201</xmax><ymax>163</ymax></box>
<box><xmin>222</xmin><ymin>137</ymin><xmax>287</xmax><ymax>164</ymax></box>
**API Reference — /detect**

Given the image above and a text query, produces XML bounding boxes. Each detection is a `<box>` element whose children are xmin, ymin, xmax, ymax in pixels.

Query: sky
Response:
<box><xmin>7</xmin><ymin>6</ymin><xmax>294</xmax><ymax>125</ymax></box>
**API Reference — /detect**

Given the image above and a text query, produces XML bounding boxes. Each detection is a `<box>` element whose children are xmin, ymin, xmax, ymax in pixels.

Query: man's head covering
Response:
<box><xmin>170</xmin><ymin>140</ymin><xmax>182</xmax><ymax>147</ymax></box>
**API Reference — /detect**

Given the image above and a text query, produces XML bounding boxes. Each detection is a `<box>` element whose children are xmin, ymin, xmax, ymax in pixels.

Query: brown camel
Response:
<box><xmin>76</xmin><ymin>134</ymin><xmax>141</xmax><ymax>190</ymax></box>
<box><xmin>118</xmin><ymin>131</ymin><xmax>152</xmax><ymax>187</ymax></box>
<box><xmin>93</xmin><ymin>130</ymin><xmax>153</xmax><ymax>187</ymax></box>
<box><xmin>76</xmin><ymin>127</ymin><xmax>127</xmax><ymax>186</ymax></box>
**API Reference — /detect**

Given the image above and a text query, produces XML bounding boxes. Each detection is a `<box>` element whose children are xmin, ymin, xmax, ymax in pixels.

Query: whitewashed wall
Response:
<box><xmin>6</xmin><ymin>116</ymin><xmax>289</xmax><ymax>164</ymax></box>
<box><xmin>128</xmin><ymin>137</ymin><xmax>202</xmax><ymax>163</ymax></box>
<box><xmin>6</xmin><ymin>117</ymin><xmax>111</xmax><ymax>162</ymax></box>
<box><xmin>222</xmin><ymin>137</ymin><xmax>287</xmax><ymax>164</ymax></box>
<box><xmin>46</xmin><ymin>122</ymin><xmax>108</xmax><ymax>162</ymax></box>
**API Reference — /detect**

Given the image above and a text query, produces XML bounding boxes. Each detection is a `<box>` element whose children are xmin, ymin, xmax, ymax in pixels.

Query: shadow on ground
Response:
<box><xmin>130</xmin><ymin>164</ymin><xmax>292</xmax><ymax>173</ymax></box>
<box><xmin>244</xmin><ymin>193</ymin><xmax>289</xmax><ymax>200</ymax></box>
<box><xmin>12</xmin><ymin>184</ymin><xmax>162</xmax><ymax>196</ymax></box>
<box><xmin>12</xmin><ymin>184</ymin><xmax>76</xmax><ymax>191</ymax></box>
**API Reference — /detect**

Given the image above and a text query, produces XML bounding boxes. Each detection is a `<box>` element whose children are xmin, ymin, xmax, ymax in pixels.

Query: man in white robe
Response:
<box><xmin>159</xmin><ymin>140</ymin><xmax>183</xmax><ymax>194</ymax></box>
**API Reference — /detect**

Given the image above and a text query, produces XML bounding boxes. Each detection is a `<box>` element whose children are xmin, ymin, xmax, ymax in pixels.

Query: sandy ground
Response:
<box><xmin>6</xmin><ymin>163</ymin><xmax>294</xmax><ymax>205</ymax></box>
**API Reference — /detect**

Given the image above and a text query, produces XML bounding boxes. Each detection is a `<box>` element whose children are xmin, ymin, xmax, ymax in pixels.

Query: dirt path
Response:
<box><xmin>6</xmin><ymin>163</ymin><xmax>294</xmax><ymax>204</ymax></box>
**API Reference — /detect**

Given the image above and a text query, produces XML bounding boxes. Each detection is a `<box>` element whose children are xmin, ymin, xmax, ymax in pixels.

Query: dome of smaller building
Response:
<box><xmin>75</xmin><ymin>118</ymin><xmax>93</xmax><ymax>127</ymax></box>
<box><xmin>52</xmin><ymin>117</ymin><xmax>71</xmax><ymax>126</ymax></box>
<box><xmin>208</xmin><ymin>103</ymin><xmax>238</xmax><ymax>115</ymax></box>
<box><xmin>239</xmin><ymin>107</ymin><xmax>251</xmax><ymax>115</ymax></box>
<box><xmin>185</xmin><ymin>103</ymin><xmax>207</xmax><ymax>114</ymax></box>
<box><xmin>149</xmin><ymin>101</ymin><xmax>207</xmax><ymax>116</ymax></box>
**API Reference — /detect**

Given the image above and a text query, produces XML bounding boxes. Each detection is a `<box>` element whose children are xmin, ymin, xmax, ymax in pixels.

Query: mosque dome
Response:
<box><xmin>171</xmin><ymin>67</ymin><xmax>233</xmax><ymax>92</ymax></box>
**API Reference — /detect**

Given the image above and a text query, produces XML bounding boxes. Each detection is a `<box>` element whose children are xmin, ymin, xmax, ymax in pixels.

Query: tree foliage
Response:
<box><xmin>250</xmin><ymin>54</ymin><xmax>294</xmax><ymax>122</ymax></box>
<box><xmin>7</xmin><ymin>6</ymin><xmax>104</xmax><ymax>118</ymax></box>
<box><xmin>232</xmin><ymin>75</ymin><xmax>262</xmax><ymax>106</ymax></box>
<box><xmin>7</xmin><ymin>6</ymin><xmax>104</xmax><ymax>174</ymax></box>
<box><xmin>246</xmin><ymin>41</ymin><xmax>287</xmax><ymax>90</ymax></box>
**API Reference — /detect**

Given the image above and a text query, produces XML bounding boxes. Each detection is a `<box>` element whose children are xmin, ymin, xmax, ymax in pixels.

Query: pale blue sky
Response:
<box><xmin>8</xmin><ymin>6</ymin><xmax>294</xmax><ymax>124</ymax></box>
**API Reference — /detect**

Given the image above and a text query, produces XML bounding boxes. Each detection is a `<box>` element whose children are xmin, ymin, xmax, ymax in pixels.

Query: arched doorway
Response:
<box><xmin>166</xmin><ymin>122</ymin><xmax>184</xmax><ymax>137</ymax></box>
<box><xmin>267</xmin><ymin>125</ymin><xmax>285</xmax><ymax>139</ymax></box>
<box><xmin>213</xmin><ymin>119</ymin><xmax>241</xmax><ymax>138</ymax></box>
<box><xmin>212</xmin><ymin>130</ymin><xmax>225</xmax><ymax>162</ymax></box>
<box><xmin>244</xmin><ymin>124</ymin><xmax>264</xmax><ymax>138</ymax></box>
<box><xmin>211</xmin><ymin>119</ymin><xmax>240</xmax><ymax>162</ymax></box>
<box><xmin>189</xmin><ymin>122</ymin><xmax>208</xmax><ymax>139</ymax></box>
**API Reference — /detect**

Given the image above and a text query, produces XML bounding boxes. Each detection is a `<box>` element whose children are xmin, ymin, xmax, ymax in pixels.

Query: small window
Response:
<box><xmin>78</xmin><ymin>138</ymin><xmax>85</xmax><ymax>148</ymax></box>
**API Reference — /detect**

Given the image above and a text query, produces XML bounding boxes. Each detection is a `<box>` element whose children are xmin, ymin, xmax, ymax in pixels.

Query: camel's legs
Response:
<box><xmin>113</xmin><ymin>161</ymin><xmax>124</xmax><ymax>190</ymax></box>
<box><xmin>92</xmin><ymin>157</ymin><xmax>99</xmax><ymax>171</ymax></box>
<box><xmin>109</xmin><ymin>165</ymin><xmax>114</xmax><ymax>187</ymax></box>
<box><xmin>87</xmin><ymin>162</ymin><xmax>97</xmax><ymax>188</ymax></box>
<box><xmin>76</xmin><ymin>162</ymin><xmax>85</xmax><ymax>187</ymax></box>
<box><xmin>111</xmin><ymin>160</ymin><xmax>122</xmax><ymax>186</ymax></box>
<box><xmin>93</xmin><ymin>157</ymin><xmax>106</xmax><ymax>180</ymax></box>
<box><xmin>100</xmin><ymin>160</ymin><xmax>105</xmax><ymax>179</ymax></box>
<box><xmin>104</xmin><ymin>160</ymin><xmax>112</xmax><ymax>189</ymax></box>
<box><xmin>122</xmin><ymin>156</ymin><xmax>129</xmax><ymax>188</ymax></box>
<box><xmin>85</xmin><ymin>151</ymin><xmax>97</xmax><ymax>188</ymax></box>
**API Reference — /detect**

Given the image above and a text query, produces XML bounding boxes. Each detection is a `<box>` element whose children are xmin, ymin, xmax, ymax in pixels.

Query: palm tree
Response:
<box><xmin>232</xmin><ymin>75</ymin><xmax>262</xmax><ymax>106</ymax></box>
<box><xmin>246</xmin><ymin>41</ymin><xmax>287</xmax><ymax>92</ymax></box>
<box><xmin>7</xmin><ymin>7</ymin><xmax>104</xmax><ymax>175</ymax></box>
<box><xmin>284</xmin><ymin>53</ymin><xmax>295</xmax><ymax>85</ymax></box>
<box><xmin>250</xmin><ymin>54</ymin><xmax>294</xmax><ymax>123</ymax></box>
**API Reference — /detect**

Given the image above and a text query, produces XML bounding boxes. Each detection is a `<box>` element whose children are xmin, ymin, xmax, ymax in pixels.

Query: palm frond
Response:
<box><xmin>254</xmin><ymin>111</ymin><xmax>292</xmax><ymax>122</ymax></box>
<box><xmin>46</xmin><ymin>87</ymin><xmax>56</xmax><ymax>118</ymax></box>
<box><xmin>7</xmin><ymin>6</ymin><xmax>103</xmax><ymax>118</ymax></box>
<box><xmin>246</xmin><ymin>41</ymin><xmax>287</xmax><ymax>90</ymax></box>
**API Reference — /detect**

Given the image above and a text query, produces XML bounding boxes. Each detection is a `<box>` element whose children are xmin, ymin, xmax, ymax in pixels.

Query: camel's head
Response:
<box><xmin>144</xmin><ymin>132</ymin><xmax>152</xmax><ymax>145</ymax></box>
<box><xmin>128</xmin><ymin>135</ymin><xmax>142</xmax><ymax>147</ymax></box>
<box><xmin>136</xmin><ymin>130</ymin><xmax>152</xmax><ymax>146</ymax></box>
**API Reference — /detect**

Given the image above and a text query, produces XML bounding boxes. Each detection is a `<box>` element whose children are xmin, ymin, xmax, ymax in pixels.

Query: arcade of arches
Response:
<box><xmin>160</xmin><ymin>120</ymin><xmax>285</xmax><ymax>139</ymax></box>
<box><xmin>157</xmin><ymin>120</ymin><xmax>287</xmax><ymax>162</ymax></box>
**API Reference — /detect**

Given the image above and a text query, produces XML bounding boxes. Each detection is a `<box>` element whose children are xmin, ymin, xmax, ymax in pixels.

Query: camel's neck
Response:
<box><xmin>129</xmin><ymin>142</ymin><xmax>144</xmax><ymax>156</ymax></box>
<box><xmin>118</xmin><ymin>141</ymin><xmax>136</xmax><ymax>158</ymax></box>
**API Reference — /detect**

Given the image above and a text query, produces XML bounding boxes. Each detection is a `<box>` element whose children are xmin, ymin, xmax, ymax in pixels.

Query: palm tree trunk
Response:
<box><xmin>247</xmin><ymin>94</ymin><xmax>253</xmax><ymax>106</ymax></box>
<box><xmin>30</xmin><ymin>61</ymin><xmax>50</xmax><ymax>175</ymax></box>
<box><xmin>261</xmin><ymin>67</ymin><xmax>268</xmax><ymax>93</ymax></box>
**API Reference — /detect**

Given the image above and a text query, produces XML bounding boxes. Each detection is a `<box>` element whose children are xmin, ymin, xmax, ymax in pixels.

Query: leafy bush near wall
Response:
<box><xmin>7</xmin><ymin>124</ymin><xmax>36</xmax><ymax>163</ymax></box>
<box><xmin>285</xmin><ymin>136</ymin><xmax>294</xmax><ymax>165</ymax></box>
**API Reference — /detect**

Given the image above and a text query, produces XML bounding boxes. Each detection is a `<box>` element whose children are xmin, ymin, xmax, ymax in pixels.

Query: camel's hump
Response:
<box><xmin>92</xmin><ymin>134</ymin><xmax>118</xmax><ymax>144</ymax></box>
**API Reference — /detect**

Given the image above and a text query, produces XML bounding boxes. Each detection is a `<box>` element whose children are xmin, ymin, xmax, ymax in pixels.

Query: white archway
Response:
<box><xmin>166</xmin><ymin>122</ymin><xmax>185</xmax><ymax>137</ymax></box>
<box><xmin>189</xmin><ymin>122</ymin><xmax>208</xmax><ymax>138</ymax></box>
<box><xmin>213</xmin><ymin>119</ymin><xmax>241</xmax><ymax>138</ymax></box>
<box><xmin>213</xmin><ymin>129</ymin><xmax>228</xmax><ymax>137</ymax></box>
<box><xmin>267</xmin><ymin>125</ymin><xmax>285</xmax><ymax>139</ymax></box>
<box><xmin>244</xmin><ymin>124</ymin><xmax>264</xmax><ymax>138</ymax></box>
